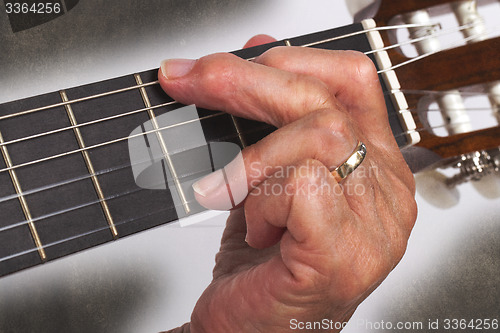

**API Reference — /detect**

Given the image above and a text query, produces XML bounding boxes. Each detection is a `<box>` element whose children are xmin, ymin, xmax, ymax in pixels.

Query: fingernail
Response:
<box><xmin>192</xmin><ymin>169</ymin><xmax>226</xmax><ymax>198</ymax></box>
<box><xmin>192</xmin><ymin>152</ymin><xmax>248</xmax><ymax>211</ymax></box>
<box><xmin>160</xmin><ymin>59</ymin><xmax>196</xmax><ymax>79</ymax></box>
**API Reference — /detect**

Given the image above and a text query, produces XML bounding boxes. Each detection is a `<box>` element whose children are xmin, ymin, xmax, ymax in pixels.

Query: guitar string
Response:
<box><xmin>0</xmin><ymin>21</ymin><xmax>490</xmax><ymax>169</ymax></box>
<box><xmin>393</xmin><ymin>119</ymin><xmax>480</xmax><ymax>138</ymax></box>
<box><xmin>364</xmin><ymin>21</ymin><xmax>477</xmax><ymax>55</ymax></box>
<box><xmin>0</xmin><ymin>96</ymin><xmax>488</xmax><ymax>205</ymax></box>
<box><xmin>0</xmin><ymin>23</ymin><xmax>498</xmax><ymax>263</ymax></box>
<box><xmin>0</xmin><ymin>116</ymin><xmax>480</xmax><ymax>236</ymax></box>
<box><xmin>0</xmin><ymin>194</ymin><xmax>204</xmax><ymax>264</ymax></box>
<box><xmin>408</xmin><ymin>106</ymin><xmax>496</xmax><ymax>113</ymax></box>
<box><xmin>0</xmin><ymin>120</ymin><xmax>480</xmax><ymax>264</ymax></box>
<box><xmin>395</xmin><ymin>89</ymin><xmax>500</xmax><ymax>98</ymax></box>
<box><xmin>378</xmin><ymin>24</ymin><xmax>497</xmax><ymax>73</ymax></box>
<box><xmin>0</xmin><ymin>22</ymin><xmax>487</xmax><ymax>152</ymax></box>
<box><xmin>0</xmin><ymin>83</ymin><xmax>495</xmax><ymax>158</ymax></box>
<box><xmin>0</xmin><ymin>21</ymin><xmax>488</xmax><ymax>156</ymax></box>
<box><xmin>0</xmin><ymin>21</ymin><xmax>468</xmax><ymax>124</ymax></box>
<box><xmin>0</xmin><ymin>95</ymin><xmax>492</xmax><ymax>176</ymax></box>
<box><xmin>1</xmin><ymin>122</ymin><xmax>478</xmax><ymax>263</ymax></box>
<box><xmin>0</xmin><ymin>100</ymin><xmax>486</xmax><ymax>214</ymax></box>
<box><xmin>0</xmin><ymin>24</ymin><xmax>494</xmax><ymax>215</ymax></box>
<box><xmin>0</xmin><ymin>23</ymin><xmax>444</xmax><ymax>157</ymax></box>
<box><xmin>0</xmin><ymin>121</ymin><xmax>493</xmax><ymax>262</ymax></box>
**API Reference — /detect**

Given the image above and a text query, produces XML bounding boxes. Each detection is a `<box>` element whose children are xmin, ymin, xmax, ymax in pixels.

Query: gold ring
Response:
<box><xmin>331</xmin><ymin>141</ymin><xmax>367</xmax><ymax>182</ymax></box>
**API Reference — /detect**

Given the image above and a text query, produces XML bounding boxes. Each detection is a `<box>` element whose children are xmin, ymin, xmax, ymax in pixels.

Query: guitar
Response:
<box><xmin>0</xmin><ymin>0</ymin><xmax>499</xmax><ymax>331</ymax></box>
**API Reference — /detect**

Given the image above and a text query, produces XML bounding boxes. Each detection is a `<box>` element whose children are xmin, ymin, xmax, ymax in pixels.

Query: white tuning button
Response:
<box><xmin>471</xmin><ymin>174</ymin><xmax>500</xmax><ymax>199</ymax></box>
<box><xmin>452</xmin><ymin>0</ymin><xmax>488</xmax><ymax>42</ymax></box>
<box><xmin>415</xmin><ymin>170</ymin><xmax>460</xmax><ymax>208</ymax></box>
<box><xmin>487</xmin><ymin>81</ymin><xmax>500</xmax><ymax>123</ymax></box>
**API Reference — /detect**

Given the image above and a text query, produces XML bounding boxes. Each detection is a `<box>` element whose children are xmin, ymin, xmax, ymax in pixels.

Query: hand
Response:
<box><xmin>159</xmin><ymin>35</ymin><xmax>417</xmax><ymax>333</ymax></box>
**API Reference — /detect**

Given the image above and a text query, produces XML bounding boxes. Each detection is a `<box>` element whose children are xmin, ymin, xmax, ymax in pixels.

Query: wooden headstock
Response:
<box><xmin>372</xmin><ymin>0</ymin><xmax>500</xmax><ymax>172</ymax></box>
<box><xmin>395</xmin><ymin>37</ymin><xmax>500</xmax><ymax>160</ymax></box>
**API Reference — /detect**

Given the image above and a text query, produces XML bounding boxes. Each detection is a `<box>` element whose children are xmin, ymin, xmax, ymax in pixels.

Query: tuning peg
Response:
<box><xmin>415</xmin><ymin>170</ymin><xmax>460</xmax><ymax>208</ymax></box>
<box><xmin>472</xmin><ymin>148</ymin><xmax>500</xmax><ymax>198</ymax></box>
<box><xmin>471</xmin><ymin>173</ymin><xmax>500</xmax><ymax>199</ymax></box>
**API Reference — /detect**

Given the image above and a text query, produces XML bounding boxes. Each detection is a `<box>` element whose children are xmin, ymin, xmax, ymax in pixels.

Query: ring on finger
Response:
<box><xmin>331</xmin><ymin>141</ymin><xmax>367</xmax><ymax>182</ymax></box>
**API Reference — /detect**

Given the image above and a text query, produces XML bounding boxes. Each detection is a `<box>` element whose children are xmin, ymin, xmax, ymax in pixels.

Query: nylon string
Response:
<box><xmin>0</xmin><ymin>21</ymin><xmax>493</xmax><ymax>171</ymax></box>
<box><xmin>1</xmin><ymin>21</ymin><xmax>499</xmax><ymax>263</ymax></box>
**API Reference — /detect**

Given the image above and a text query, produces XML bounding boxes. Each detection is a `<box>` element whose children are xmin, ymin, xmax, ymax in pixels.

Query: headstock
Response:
<box><xmin>364</xmin><ymin>0</ymin><xmax>500</xmax><ymax>204</ymax></box>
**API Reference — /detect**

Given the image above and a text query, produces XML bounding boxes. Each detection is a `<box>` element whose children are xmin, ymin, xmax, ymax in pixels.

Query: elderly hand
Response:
<box><xmin>159</xmin><ymin>35</ymin><xmax>417</xmax><ymax>333</ymax></box>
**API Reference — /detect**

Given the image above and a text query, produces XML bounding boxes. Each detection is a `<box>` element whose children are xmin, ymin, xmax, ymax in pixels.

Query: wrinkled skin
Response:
<box><xmin>160</xmin><ymin>35</ymin><xmax>417</xmax><ymax>333</ymax></box>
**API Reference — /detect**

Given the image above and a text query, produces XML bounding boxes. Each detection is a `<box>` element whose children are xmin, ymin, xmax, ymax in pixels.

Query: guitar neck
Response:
<box><xmin>0</xmin><ymin>20</ymin><xmax>410</xmax><ymax>277</ymax></box>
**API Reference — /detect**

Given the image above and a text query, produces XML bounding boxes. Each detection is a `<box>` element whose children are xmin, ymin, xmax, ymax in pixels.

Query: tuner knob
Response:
<box><xmin>471</xmin><ymin>173</ymin><xmax>500</xmax><ymax>199</ymax></box>
<box><xmin>415</xmin><ymin>170</ymin><xmax>460</xmax><ymax>209</ymax></box>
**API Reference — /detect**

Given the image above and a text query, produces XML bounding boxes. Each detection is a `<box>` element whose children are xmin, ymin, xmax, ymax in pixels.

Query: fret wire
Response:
<box><xmin>230</xmin><ymin>115</ymin><xmax>247</xmax><ymax>148</ymax></box>
<box><xmin>0</xmin><ymin>23</ymin><xmax>440</xmax><ymax>124</ymax></box>
<box><xmin>0</xmin><ymin>131</ymin><xmax>47</xmax><ymax>262</ymax></box>
<box><xmin>0</xmin><ymin>124</ymin><xmax>272</xmax><ymax>234</ymax></box>
<box><xmin>60</xmin><ymin>90</ymin><xmax>119</xmax><ymax>239</ymax></box>
<box><xmin>134</xmin><ymin>74</ymin><xmax>191</xmax><ymax>215</ymax></box>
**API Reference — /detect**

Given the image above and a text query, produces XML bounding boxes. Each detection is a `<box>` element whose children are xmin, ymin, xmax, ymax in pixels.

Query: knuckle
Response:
<box><xmin>307</xmin><ymin>110</ymin><xmax>356</xmax><ymax>162</ymax></box>
<box><xmin>197</xmin><ymin>53</ymin><xmax>239</xmax><ymax>94</ymax></box>
<box><xmin>345</xmin><ymin>51</ymin><xmax>379</xmax><ymax>84</ymax></box>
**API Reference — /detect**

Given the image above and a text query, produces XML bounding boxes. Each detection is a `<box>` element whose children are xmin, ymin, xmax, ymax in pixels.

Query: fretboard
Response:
<box><xmin>0</xmin><ymin>21</ymin><xmax>408</xmax><ymax>277</ymax></box>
